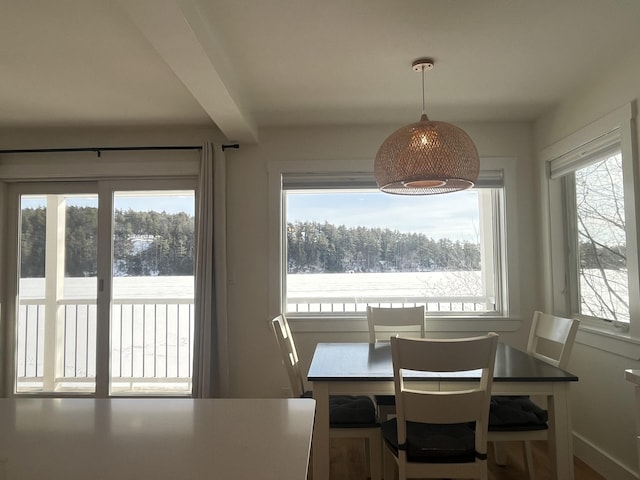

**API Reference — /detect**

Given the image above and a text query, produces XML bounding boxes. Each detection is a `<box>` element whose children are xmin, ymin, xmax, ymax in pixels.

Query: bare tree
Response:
<box><xmin>574</xmin><ymin>153</ymin><xmax>629</xmax><ymax>323</ymax></box>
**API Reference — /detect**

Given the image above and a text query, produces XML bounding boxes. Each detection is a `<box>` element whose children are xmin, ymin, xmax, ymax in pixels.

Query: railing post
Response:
<box><xmin>42</xmin><ymin>195</ymin><xmax>66</xmax><ymax>391</ymax></box>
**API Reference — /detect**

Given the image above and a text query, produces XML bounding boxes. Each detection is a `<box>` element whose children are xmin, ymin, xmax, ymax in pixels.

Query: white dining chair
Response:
<box><xmin>366</xmin><ymin>305</ymin><xmax>425</xmax><ymax>420</ymax></box>
<box><xmin>367</xmin><ymin>305</ymin><xmax>426</xmax><ymax>343</ymax></box>
<box><xmin>488</xmin><ymin>311</ymin><xmax>580</xmax><ymax>480</ymax></box>
<box><xmin>381</xmin><ymin>333</ymin><xmax>499</xmax><ymax>480</ymax></box>
<box><xmin>271</xmin><ymin>313</ymin><xmax>382</xmax><ymax>480</ymax></box>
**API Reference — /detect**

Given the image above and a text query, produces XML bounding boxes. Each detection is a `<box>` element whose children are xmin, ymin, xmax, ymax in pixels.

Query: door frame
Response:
<box><xmin>3</xmin><ymin>178</ymin><xmax>196</xmax><ymax>397</ymax></box>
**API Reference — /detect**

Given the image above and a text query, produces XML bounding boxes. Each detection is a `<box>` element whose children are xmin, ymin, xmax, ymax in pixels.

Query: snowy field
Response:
<box><xmin>17</xmin><ymin>269</ymin><xmax>629</xmax><ymax>321</ymax></box>
<box><xmin>287</xmin><ymin>271</ymin><xmax>483</xmax><ymax>298</ymax></box>
<box><xmin>19</xmin><ymin>276</ymin><xmax>194</xmax><ymax>299</ymax></box>
<box><xmin>18</xmin><ymin>272</ymin><xmax>479</xmax><ymax>300</ymax></box>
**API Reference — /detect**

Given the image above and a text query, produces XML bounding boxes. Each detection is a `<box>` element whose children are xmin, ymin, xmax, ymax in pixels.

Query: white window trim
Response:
<box><xmin>542</xmin><ymin>102</ymin><xmax>640</xmax><ymax>355</ymax></box>
<box><xmin>4</xmin><ymin>179</ymin><xmax>198</xmax><ymax>397</ymax></box>
<box><xmin>267</xmin><ymin>157</ymin><xmax>521</xmax><ymax>333</ymax></box>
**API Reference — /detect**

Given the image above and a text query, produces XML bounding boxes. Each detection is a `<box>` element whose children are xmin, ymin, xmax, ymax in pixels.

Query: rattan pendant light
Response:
<box><xmin>374</xmin><ymin>58</ymin><xmax>479</xmax><ymax>195</ymax></box>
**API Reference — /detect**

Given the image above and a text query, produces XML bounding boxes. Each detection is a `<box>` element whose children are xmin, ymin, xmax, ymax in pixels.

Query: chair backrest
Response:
<box><xmin>367</xmin><ymin>306</ymin><xmax>425</xmax><ymax>343</ymax></box>
<box><xmin>390</xmin><ymin>333</ymin><xmax>498</xmax><ymax>459</ymax></box>
<box><xmin>271</xmin><ymin>314</ymin><xmax>306</xmax><ymax>397</ymax></box>
<box><xmin>527</xmin><ymin>311</ymin><xmax>579</xmax><ymax>369</ymax></box>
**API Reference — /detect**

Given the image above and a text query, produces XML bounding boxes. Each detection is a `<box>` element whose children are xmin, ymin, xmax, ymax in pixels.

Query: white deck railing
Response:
<box><xmin>16</xmin><ymin>294</ymin><xmax>495</xmax><ymax>392</ymax></box>
<box><xmin>287</xmin><ymin>295</ymin><xmax>496</xmax><ymax>314</ymax></box>
<box><xmin>16</xmin><ymin>297</ymin><xmax>194</xmax><ymax>393</ymax></box>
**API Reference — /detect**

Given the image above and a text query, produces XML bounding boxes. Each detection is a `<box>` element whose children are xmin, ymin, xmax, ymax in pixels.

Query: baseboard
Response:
<box><xmin>574</xmin><ymin>432</ymin><xmax>639</xmax><ymax>480</ymax></box>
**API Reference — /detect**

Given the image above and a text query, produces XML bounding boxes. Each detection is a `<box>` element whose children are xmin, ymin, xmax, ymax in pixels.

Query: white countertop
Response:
<box><xmin>626</xmin><ymin>369</ymin><xmax>640</xmax><ymax>385</ymax></box>
<box><xmin>0</xmin><ymin>398</ymin><xmax>315</xmax><ymax>480</ymax></box>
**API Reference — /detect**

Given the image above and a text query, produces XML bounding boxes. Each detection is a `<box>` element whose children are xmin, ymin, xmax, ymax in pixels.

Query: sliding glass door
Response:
<box><xmin>9</xmin><ymin>180</ymin><xmax>196</xmax><ymax>396</ymax></box>
<box><xmin>16</xmin><ymin>190</ymin><xmax>99</xmax><ymax>393</ymax></box>
<box><xmin>109</xmin><ymin>189</ymin><xmax>195</xmax><ymax>394</ymax></box>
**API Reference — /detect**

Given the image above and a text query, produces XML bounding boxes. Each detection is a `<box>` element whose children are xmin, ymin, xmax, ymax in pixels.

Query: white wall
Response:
<box><xmin>534</xmin><ymin>46</ymin><xmax>640</xmax><ymax>480</ymax></box>
<box><xmin>225</xmin><ymin>122</ymin><xmax>537</xmax><ymax>397</ymax></box>
<box><xmin>0</xmin><ymin>108</ymin><xmax>551</xmax><ymax>472</ymax></box>
<box><xmin>0</xmin><ymin>125</ymin><xmax>223</xmax><ymax>150</ymax></box>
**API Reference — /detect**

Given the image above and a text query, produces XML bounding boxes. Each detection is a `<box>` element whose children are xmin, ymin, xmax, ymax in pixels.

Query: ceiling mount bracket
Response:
<box><xmin>411</xmin><ymin>58</ymin><xmax>434</xmax><ymax>72</ymax></box>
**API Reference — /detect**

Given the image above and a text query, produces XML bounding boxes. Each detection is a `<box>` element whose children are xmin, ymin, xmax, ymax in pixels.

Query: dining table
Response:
<box><xmin>0</xmin><ymin>397</ymin><xmax>315</xmax><ymax>480</ymax></box>
<box><xmin>308</xmin><ymin>341</ymin><xmax>579</xmax><ymax>480</ymax></box>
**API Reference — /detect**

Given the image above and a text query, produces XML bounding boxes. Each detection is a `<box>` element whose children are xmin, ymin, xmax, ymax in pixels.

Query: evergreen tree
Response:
<box><xmin>20</xmin><ymin>207</ymin><xmax>195</xmax><ymax>277</ymax></box>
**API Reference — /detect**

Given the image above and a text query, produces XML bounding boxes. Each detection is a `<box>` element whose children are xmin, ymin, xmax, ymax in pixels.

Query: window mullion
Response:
<box><xmin>562</xmin><ymin>175</ymin><xmax>580</xmax><ymax>317</ymax></box>
<box><xmin>479</xmin><ymin>189</ymin><xmax>496</xmax><ymax>312</ymax></box>
<box><xmin>96</xmin><ymin>183</ymin><xmax>113</xmax><ymax>398</ymax></box>
<box><xmin>621</xmin><ymin>119</ymin><xmax>640</xmax><ymax>337</ymax></box>
<box><xmin>94</xmin><ymin>183</ymin><xmax>113</xmax><ymax>398</ymax></box>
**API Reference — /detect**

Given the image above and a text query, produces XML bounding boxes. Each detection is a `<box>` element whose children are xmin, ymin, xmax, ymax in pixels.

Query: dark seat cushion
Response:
<box><xmin>488</xmin><ymin>396</ymin><xmax>548</xmax><ymax>431</ymax></box>
<box><xmin>329</xmin><ymin>395</ymin><xmax>378</xmax><ymax>427</ymax></box>
<box><xmin>374</xmin><ymin>394</ymin><xmax>396</xmax><ymax>406</ymax></box>
<box><xmin>381</xmin><ymin>418</ymin><xmax>478</xmax><ymax>463</ymax></box>
<box><xmin>302</xmin><ymin>391</ymin><xmax>378</xmax><ymax>427</ymax></box>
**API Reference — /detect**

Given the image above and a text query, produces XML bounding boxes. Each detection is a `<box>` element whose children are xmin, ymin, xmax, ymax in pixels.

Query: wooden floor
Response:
<box><xmin>324</xmin><ymin>438</ymin><xmax>605</xmax><ymax>480</ymax></box>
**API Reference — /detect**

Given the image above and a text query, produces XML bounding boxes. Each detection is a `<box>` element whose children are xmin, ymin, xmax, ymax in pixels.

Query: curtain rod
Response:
<box><xmin>0</xmin><ymin>144</ymin><xmax>240</xmax><ymax>157</ymax></box>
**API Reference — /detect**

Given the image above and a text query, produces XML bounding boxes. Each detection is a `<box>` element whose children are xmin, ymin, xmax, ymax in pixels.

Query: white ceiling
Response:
<box><xmin>2</xmin><ymin>0</ymin><xmax>640</xmax><ymax>143</ymax></box>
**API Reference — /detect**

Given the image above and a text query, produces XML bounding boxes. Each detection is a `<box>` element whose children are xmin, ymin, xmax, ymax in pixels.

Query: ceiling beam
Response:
<box><xmin>118</xmin><ymin>0</ymin><xmax>258</xmax><ymax>143</ymax></box>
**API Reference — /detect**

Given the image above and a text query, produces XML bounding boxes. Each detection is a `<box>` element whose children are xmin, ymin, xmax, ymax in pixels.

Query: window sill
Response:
<box><xmin>576</xmin><ymin>321</ymin><xmax>640</xmax><ymax>360</ymax></box>
<box><xmin>288</xmin><ymin>315</ymin><xmax>521</xmax><ymax>334</ymax></box>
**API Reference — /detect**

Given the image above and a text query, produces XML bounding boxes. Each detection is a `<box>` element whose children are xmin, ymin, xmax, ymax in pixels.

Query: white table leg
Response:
<box><xmin>635</xmin><ymin>384</ymin><xmax>640</xmax><ymax>473</ymax></box>
<box><xmin>547</xmin><ymin>383</ymin><xmax>574</xmax><ymax>480</ymax></box>
<box><xmin>493</xmin><ymin>442</ymin><xmax>508</xmax><ymax>465</ymax></box>
<box><xmin>312</xmin><ymin>381</ymin><xmax>330</xmax><ymax>480</ymax></box>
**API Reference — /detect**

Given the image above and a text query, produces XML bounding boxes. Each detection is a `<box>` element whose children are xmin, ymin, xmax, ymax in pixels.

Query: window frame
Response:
<box><xmin>543</xmin><ymin>103</ymin><xmax>640</xmax><ymax>356</ymax></box>
<box><xmin>268</xmin><ymin>157</ymin><xmax>521</xmax><ymax>333</ymax></box>
<box><xmin>5</xmin><ymin>179</ymin><xmax>197</xmax><ymax>397</ymax></box>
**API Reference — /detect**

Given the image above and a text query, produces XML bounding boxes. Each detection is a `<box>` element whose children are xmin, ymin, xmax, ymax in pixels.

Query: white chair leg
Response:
<box><xmin>363</xmin><ymin>438</ymin><xmax>372</xmax><ymax>477</ymax></box>
<box><xmin>480</xmin><ymin>459</ymin><xmax>488</xmax><ymax>480</ymax></box>
<box><xmin>383</xmin><ymin>446</ymin><xmax>396</xmax><ymax>480</ymax></box>
<box><xmin>369</xmin><ymin>434</ymin><xmax>382</xmax><ymax>480</ymax></box>
<box><xmin>523</xmin><ymin>440</ymin><xmax>536</xmax><ymax>480</ymax></box>
<box><xmin>378</xmin><ymin>404</ymin><xmax>395</xmax><ymax>422</ymax></box>
<box><xmin>492</xmin><ymin>441</ymin><xmax>508</xmax><ymax>465</ymax></box>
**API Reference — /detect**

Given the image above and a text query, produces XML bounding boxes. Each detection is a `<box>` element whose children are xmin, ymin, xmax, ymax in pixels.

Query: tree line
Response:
<box><xmin>286</xmin><ymin>221</ymin><xmax>481</xmax><ymax>273</ymax></box>
<box><xmin>286</xmin><ymin>220</ymin><xmax>627</xmax><ymax>275</ymax></box>
<box><xmin>579</xmin><ymin>243</ymin><xmax>626</xmax><ymax>270</ymax></box>
<box><xmin>20</xmin><ymin>206</ymin><xmax>194</xmax><ymax>277</ymax></box>
<box><xmin>20</xmin><ymin>206</ymin><xmax>624</xmax><ymax>279</ymax></box>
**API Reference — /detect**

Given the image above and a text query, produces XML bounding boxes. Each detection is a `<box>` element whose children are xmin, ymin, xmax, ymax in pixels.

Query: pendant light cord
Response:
<box><xmin>421</xmin><ymin>65</ymin><xmax>426</xmax><ymax>115</ymax></box>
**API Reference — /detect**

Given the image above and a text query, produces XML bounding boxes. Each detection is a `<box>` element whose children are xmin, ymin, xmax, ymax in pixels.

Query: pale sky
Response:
<box><xmin>21</xmin><ymin>190</ymin><xmax>479</xmax><ymax>241</ymax></box>
<box><xmin>21</xmin><ymin>192</ymin><xmax>195</xmax><ymax>216</ymax></box>
<box><xmin>286</xmin><ymin>190</ymin><xmax>480</xmax><ymax>242</ymax></box>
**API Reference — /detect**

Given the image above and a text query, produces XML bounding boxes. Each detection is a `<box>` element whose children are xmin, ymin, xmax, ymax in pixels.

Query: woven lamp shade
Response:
<box><xmin>375</xmin><ymin>114</ymin><xmax>480</xmax><ymax>195</ymax></box>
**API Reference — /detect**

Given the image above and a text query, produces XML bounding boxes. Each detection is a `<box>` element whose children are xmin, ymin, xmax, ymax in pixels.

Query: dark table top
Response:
<box><xmin>308</xmin><ymin>342</ymin><xmax>579</xmax><ymax>383</ymax></box>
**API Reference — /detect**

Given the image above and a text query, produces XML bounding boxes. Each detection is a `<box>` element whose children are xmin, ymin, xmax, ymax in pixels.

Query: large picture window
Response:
<box><xmin>551</xmin><ymin>129</ymin><xmax>631</xmax><ymax>326</ymax></box>
<box><xmin>281</xmin><ymin>171</ymin><xmax>507</xmax><ymax>317</ymax></box>
<box><xmin>546</xmin><ymin>103</ymin><xmax>640</xmax><ymax>342</ymax></box>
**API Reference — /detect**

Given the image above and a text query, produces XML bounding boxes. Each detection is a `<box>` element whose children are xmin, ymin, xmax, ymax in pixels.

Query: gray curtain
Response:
<box><xmin>192</xmin><ymin>142</ymin><xmax>229</xmax><ymax>397</ymax></box>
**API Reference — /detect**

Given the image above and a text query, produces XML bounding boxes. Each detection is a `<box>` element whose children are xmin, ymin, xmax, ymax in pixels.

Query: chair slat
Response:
<box><xmin>367</xmin><ymin>306</ymin><xmax>425</xmax><ymax>343</ymax></box>
<box><xmin>402</xmin><ymin>390</ymin><xmax>485</xmax><ymax>424</ymax></box>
